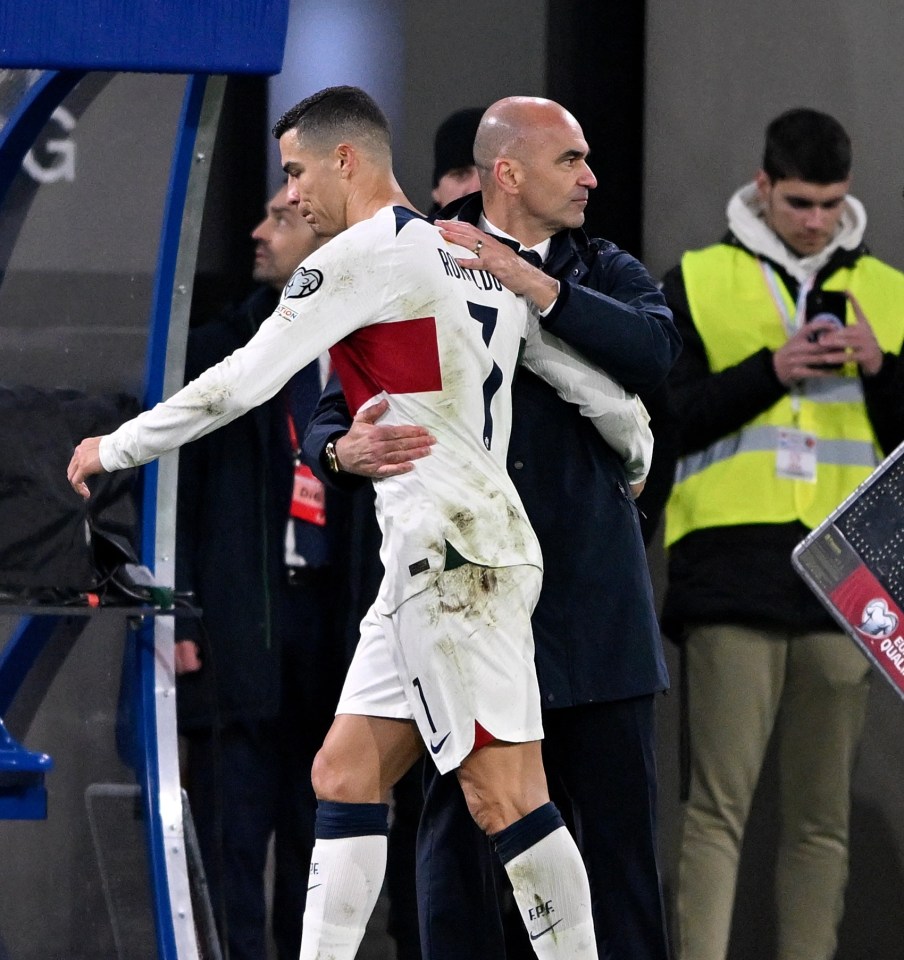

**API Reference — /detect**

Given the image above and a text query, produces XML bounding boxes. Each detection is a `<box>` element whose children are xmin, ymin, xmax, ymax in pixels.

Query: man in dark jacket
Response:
<box><xmin>176</xmin><ymin>185</ymin><xmax>351</xmax><ymax>960</ymax></box>
<box><xmin>304</xmin><ymin>96</ymin><xmax>680</xmax><ymax>960</ymax></box>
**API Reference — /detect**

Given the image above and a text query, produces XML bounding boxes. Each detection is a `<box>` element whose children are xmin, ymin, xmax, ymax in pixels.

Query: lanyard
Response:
<box><xmin>759</xmin><ymin>261</ymin><xmax>814</xmax><ymax>422</ymax></box>
<box><xmin>759</xmin><ymin>260</ymin><xmax>813</xmax><ymax>336</ymax></box>
<box><xmin>286</xmin><ymin>404</ymin><xmax>301</xmax><ymax>461</ymax></box>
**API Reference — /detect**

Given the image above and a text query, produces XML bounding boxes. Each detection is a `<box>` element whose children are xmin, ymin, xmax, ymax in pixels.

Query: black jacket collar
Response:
<box><xmin>435</xmin><ymin>191</ymin><xmax>599</xmax><ymax>277</ymax></box>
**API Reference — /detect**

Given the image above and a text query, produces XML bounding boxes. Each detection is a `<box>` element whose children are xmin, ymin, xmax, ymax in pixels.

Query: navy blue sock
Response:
<box><xmin>490</xmin><ymin>801</ymin><xmax>565</xmax><ymax>865</ymax></box>
<box><xmin>314</xmin><ymin>800</ymin><xmax>390</xmax><ymax>840</ymax></box>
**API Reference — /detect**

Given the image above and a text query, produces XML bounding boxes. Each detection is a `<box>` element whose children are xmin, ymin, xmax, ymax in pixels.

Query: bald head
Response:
<box><xmin>474</xmin><ymin>96</ymin><xmax>597</xmax><ymax>246</ymax></box>
<box><xmin>474</xmin><ymin>97</ymin><xmax>581</xmax><ymax>177</ymax></box>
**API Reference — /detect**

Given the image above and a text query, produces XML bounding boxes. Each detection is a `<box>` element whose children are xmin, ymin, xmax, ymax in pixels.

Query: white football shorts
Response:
<box><xmin>336</xmin><ymin>562</ymin><xmax>544</xmax><ymax>774</ymax></box>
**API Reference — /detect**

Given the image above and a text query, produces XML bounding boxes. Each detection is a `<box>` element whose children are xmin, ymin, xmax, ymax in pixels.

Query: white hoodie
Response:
<box><xmin>726</xmin><ymin>181</ymin><xmax>867</xmax><ymax>284</ymax></box>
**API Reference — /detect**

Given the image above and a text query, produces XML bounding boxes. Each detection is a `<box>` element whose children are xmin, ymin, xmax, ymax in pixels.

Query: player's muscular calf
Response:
<box><xmin>456</xmin><ymin>739</ymin><xmax>551</xmax><ymax>834</ymax></box>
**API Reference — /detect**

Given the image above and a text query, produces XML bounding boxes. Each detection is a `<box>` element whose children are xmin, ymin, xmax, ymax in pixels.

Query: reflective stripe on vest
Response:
<box><xmin>674</xmin><ymin>426</ymin><xmax>878</xmax><ymax>485</ymax></box>
<box><xmin>665</xmin><ymin>245</ymin><xmax>904</xmax><ymax>547</ymax></box>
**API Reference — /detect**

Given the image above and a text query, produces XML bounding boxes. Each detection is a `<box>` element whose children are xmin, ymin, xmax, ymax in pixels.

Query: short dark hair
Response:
<box><xmin>272</xmin><ymin>85</ymin><xmax>391</xmax><ymax>154</ymax></box>
<box><xmin>762</xmin><ymin>108</ymin><xmax>852</xmax><ymax>184</ymax></box>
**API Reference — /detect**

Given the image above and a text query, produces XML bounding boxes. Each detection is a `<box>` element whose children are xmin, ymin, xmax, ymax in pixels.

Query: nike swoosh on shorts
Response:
<box><xmin>429</xmin><ymin>732</ymin><xmax>451</xmax><ymax>754</ymax></box>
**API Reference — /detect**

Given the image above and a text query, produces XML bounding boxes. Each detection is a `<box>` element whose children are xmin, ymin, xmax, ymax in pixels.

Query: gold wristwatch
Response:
<box><xmin>324</xmin><ymin>439</ymin><xmax>341</xmax><ymax>473</ymax></box>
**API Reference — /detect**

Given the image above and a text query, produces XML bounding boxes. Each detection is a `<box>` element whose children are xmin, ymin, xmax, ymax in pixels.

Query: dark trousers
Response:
<box><xmin>186</xmin><ymin>723</ymin><xmax>283</xmax><ymax>960</ymax></box>
<box><xmin>386</xmin><ymin>759</ymin><xmax>426</xmax><ymax>960</ymax></box>
<box><xmin>184</xmin><ymin>575</ymin><xmax>344</xmax><ymax>960</ymax></box>
<box><xmin>416</xmin><ymin>695</ymin><xmax>670</xmax><ymax>960</ymax></box>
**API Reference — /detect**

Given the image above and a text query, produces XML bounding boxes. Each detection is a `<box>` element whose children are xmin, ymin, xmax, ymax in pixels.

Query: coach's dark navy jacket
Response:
<box><xmin>303</xmin><ymin>193</ymin><xmax>679</xmax><ymax>708</ymax></box>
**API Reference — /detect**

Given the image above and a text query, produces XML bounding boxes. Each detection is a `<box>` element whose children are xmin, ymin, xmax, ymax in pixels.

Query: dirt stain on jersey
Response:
<box><xmin>185</xmin><ymin>384</ymin><xmax>232</xmax><ymax>418</ymax></box>
<box><xmin>436</xmin><ymin>635</ymin><xmax>457</xmax><ymax>659</ymax></box>
<box><xmin>449</xmin><ymin>507</ymin><xmax>477</xmax><ymax>540</ymax></box>
<box><xmin>475</xmin><ymin>565</ymin><xmax>497</xmax><ymax>596</ymax></box>
<box><xmin>333</xmin><ymin>270</ymin><xmax>357</xmax><ymax>293</ymax></box>
<box><xmin>439</xmin><ymin>486</ymin><xmax>533</xmax><ymax>570</ymax></box>
<box><xmin>437</xmin><ymin>562</ymin><xmax>497</xmax><ymax>619</ymax></box>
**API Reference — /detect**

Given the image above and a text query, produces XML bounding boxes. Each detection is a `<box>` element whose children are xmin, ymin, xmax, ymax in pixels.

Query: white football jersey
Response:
<box><xmin>100</xmin><ymin>205</ymin><xmax>645</xmax><ymax>612</ymax></box>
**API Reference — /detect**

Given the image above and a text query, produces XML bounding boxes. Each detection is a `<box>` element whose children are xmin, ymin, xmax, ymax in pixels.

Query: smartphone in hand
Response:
<box><xmin>805</xmin><ymin>289</ymin><xmax>847</xmax><ymax>369</ymax></box>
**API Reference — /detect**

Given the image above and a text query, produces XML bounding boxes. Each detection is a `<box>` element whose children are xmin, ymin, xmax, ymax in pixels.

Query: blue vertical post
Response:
<box><xmin>137</xmin><ymin>73</ymin><xmax>226</xmax><ymax>960</ymax></box>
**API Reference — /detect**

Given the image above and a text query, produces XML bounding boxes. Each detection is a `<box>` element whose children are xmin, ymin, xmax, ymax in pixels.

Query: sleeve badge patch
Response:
<box><xmin>284</xmin><ymin>265</ymin><xmax>323</xmax><ymax>299</ymax></box>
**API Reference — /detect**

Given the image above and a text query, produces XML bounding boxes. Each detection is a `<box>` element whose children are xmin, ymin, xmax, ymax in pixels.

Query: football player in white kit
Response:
<box><xmin>68</xmin><ymin>86</ymin><xmax>650</xmax><ymax>960</ymax></box>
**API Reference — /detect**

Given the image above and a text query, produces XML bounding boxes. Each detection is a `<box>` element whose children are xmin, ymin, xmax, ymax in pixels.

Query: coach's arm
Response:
<box><xmin>302</xmin><ymin>372</ymin><xmax>434</xmax><ymax>484</ymax></box>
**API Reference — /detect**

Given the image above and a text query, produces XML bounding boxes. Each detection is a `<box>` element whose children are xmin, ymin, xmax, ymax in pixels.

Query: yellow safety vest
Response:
<box><xmin>665</xmin><ymin>244</ymin><xmax>904</xmax><ymax>548</ymax></box>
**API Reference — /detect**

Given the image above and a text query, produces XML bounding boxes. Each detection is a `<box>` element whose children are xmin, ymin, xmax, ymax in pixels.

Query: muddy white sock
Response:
<box><xmin>493</xmin><ymin>802</ymin><xmax>598</xmax><ymax>959</ymax></box>
<box><xmin>299</xmin><ymin>800</ymin><xmax>389</xmax><ymax>960</ymax></box>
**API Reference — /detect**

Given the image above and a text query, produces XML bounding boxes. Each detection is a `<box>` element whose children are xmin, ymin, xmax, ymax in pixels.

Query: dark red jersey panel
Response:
<box><xmin>329</xmin><ymin>316</ymin><xmax>443</xmax><ymax>414</ymax></box>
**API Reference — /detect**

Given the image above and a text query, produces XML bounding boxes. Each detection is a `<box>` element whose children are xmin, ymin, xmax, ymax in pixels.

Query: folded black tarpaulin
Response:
<box><xmin>0</xmin><ymin>385</ymin><xmax>141</xmax><ymax>603</ymax></box>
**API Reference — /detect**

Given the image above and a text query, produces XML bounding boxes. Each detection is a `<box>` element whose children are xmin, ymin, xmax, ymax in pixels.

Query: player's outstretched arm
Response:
<box><xmin>67</xmin><ymin>436</ymin><xmax>106</xmax><ymax>499</ymax></box>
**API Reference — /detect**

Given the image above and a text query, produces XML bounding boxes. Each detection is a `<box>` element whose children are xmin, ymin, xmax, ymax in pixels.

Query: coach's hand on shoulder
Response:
<box><xmin>435</xmin><ymin>220</ymin><xmax>559</xmax><ymax>312</ymax></box>
<box><xmin>334</xmin><ymin>398</ymin><xmax>435</xmax><ymax>479</ymax></box>
<box><xmin>67</xmin><ymin>436</ymin><xmax>106</xmax><ymax>499</ymax></box>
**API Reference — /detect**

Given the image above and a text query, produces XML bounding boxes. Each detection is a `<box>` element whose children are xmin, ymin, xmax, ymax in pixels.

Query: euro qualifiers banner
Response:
<box><xmin>794</xmin><ymin>443</ymin><xmax>904</xmax><ymax>702</ymax></box>
<box><xmin>830</xmin><ymin>555</ymin><xmax>904</xmax><ymax>698</ymax></box>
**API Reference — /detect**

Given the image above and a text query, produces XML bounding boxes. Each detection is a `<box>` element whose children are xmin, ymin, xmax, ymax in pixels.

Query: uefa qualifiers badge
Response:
<box><xmin>284</xmin><ymin>265</ymin><xmax>323</xmax><ymax>299</ymax></box>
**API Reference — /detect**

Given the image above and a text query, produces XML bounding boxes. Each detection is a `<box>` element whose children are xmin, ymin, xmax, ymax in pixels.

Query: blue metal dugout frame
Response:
<box><xmin>0</xmin><ymin>3</ymin><xmax>290</xmax><ymax>956</ymax></box>
<box><xmin>0</xmin><ymin>68</ymin><xmax>223</xmax><ymax>960</ymax></box>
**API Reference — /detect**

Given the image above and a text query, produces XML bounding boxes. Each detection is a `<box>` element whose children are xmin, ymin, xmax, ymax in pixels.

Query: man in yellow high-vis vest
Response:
<box><xmin>661</xmin><ymin>108</ymin><xmax>904</xmax><ymax>960</ymax></box>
